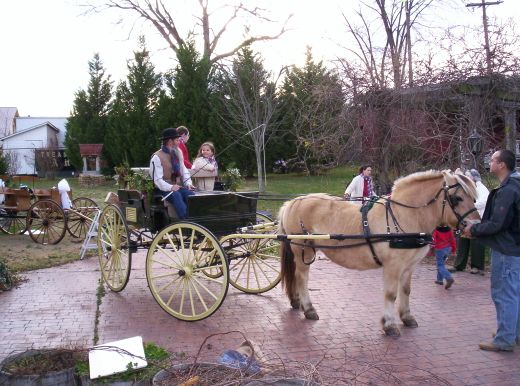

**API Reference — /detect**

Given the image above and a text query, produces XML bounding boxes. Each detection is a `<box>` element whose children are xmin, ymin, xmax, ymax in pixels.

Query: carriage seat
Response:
<box><xmin>2</xmin><ymin>188</ymin><xmax>32</xmax><ymax>211</ymax></box>
<box><xmin>152</xmin><ymin>193</ymin><xmax>178</xmax><ymax>219</ymax></box>
<box><xmin>164</xmin><ymin>200</ymin><xmax>178</xmax><ymax>219</ymax></box>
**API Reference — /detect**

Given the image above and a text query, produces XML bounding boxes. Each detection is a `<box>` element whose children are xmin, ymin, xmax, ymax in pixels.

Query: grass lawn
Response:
<box><xmin>1</xmin><ymin>166</ymin><xmax>358</xmax><ymax>272</ymax></box>
<box><xmin>243</xmin><ymin>167</ymin><xmax>356</xmax><ymax>217</ymax></box>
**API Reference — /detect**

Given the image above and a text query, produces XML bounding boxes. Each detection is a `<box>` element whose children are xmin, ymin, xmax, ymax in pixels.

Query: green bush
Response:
<box><xmin>221</xmin><ymin>168</ymin><xmax>244</xmax><ymax>191</ymax></box>
<box><xmin>0</xmin><ymin>151</ymin><xmax>9</xmax><ymax>175</ymax></box>
<box><xmin>0</xmin><ymin>259</ymin><xmax>13</xmax><ymax>291</ymax></box>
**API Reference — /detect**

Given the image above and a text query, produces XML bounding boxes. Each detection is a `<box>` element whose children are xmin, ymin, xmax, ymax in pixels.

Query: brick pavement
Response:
<box><xmin>1</xmin><ymin>253</ymin><xmax>519</xmax><ymax>385</ymax></box>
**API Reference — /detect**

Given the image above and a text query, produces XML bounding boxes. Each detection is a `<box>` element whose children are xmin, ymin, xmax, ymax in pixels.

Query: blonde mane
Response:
<box><xmin>392</xmin><ymin>169</ymin><xmax>477</xmax><ymax>201</ymax></box>
<box><xmin>392</xmin><ymin>170</ymin><xmax>443</xmax><ymax>193</ymax></box>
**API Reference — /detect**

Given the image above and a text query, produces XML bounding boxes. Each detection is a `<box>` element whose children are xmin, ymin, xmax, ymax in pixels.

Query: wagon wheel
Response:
<box><xmin>220</xmin><ymin>212</ymin><xmax>281</xmax><ymax>294</ymax></box>
<box><xmin>26</xmin><ymin>200</ymin><xmax>67</xmax><ymax>245</ymax></box>
<box><xmin>0</xmin><ymin>208</ymin><xmax>27</xmax><ymax>235</ymax></box>
<box><xmin>146</xmin><ymin>222</ymin><xmax>229</xmax><ymax>321</ymax></box>
<box><xmin>67</xmin><ymin>197</ymin><xmax>98</xmax><ymax>239</ymax></box>
<box><xmin>97</xmin><ymin>204</ymin><xmax>132</xmax><ymax>292</ymax></box>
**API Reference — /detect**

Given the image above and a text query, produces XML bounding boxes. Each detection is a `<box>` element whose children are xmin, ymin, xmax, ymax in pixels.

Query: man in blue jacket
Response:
<box><xmin>463</xmin><ymin>149</ymin><xmax>520</xmax><ymax>352</ymax></box>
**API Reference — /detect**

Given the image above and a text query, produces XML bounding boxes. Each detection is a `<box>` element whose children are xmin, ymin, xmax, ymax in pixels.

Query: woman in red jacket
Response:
<box><xmin>432</xmin><ymin>226</ymin><xmax>456</xmax><ymax>289</ymax></box>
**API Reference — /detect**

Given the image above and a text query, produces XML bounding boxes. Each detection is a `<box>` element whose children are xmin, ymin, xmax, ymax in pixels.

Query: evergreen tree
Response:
<box><xmin>165</xmin><ymin>41</ymin><xmax>213</xmax><ymax>161</ymax></box>
<box><xmin>65</xmin><ymin>54</ymin><xmax>112</xmax><ymax>170</ymax></box>
<box><xmin>106</xmin><ymin>37</ymin><xmax>163</xmax><ymax>166</ymax></box>
<box><xmin>278</xmin><ymin>47</ymin><xmax>345</xmax><ymax>174</ymax></box>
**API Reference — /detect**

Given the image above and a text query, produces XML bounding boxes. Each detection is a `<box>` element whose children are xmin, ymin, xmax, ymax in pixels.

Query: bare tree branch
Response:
<box><xmin>85</xmin><ymin>0</ymin><xmax>291</xmax><ymax>64</ymax></box>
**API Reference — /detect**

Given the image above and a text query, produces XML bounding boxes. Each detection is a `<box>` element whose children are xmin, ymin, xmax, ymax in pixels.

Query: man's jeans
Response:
<box><xmin>161</xmin><ymin>188</ymin><xmax>195</xmax><ymax>219</ymax></box>
<box><xmin>490</xmin><ymin>249</ymin><xmax>520</xmax><ymax>349</ymax></box>
<box><xmin>435</xmin><ymin>247</ymin><xmax>453</xmax><ymax>282</ymax></box>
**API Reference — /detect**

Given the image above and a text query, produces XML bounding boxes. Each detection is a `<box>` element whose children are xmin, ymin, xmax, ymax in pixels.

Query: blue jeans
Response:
<box><xmin>435</xmin><ymin>247</ymin><xmax>453</xmax><ymax>282</ymax></box>
<box><xmin>161</xmin><ymin>188</ymin><xmax>195</xmax><ymax>219</ymax></box>
<box><xmin>490</xmin><ymin>250</ymin><xmax>520</xmax><ymax>349</ymax></box>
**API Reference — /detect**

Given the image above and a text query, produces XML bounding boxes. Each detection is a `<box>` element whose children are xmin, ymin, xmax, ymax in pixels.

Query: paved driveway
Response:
<box><xmin>1</xmin><ymin>253</ymin><xmax>519</xmax><ymax>385</ymax></box>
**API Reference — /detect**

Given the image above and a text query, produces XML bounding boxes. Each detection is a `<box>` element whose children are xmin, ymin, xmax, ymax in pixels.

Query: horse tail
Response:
<box><xmin>279</xmin><ymin>201</ymin><xmax>296</xmax><ymax>300</ymax></box>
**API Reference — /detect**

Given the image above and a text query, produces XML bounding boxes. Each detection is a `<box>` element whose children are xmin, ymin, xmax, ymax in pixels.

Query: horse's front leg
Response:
<box><xmin>398</xmin><ymin>263</ymin><xmax>419</xmax><ymax>328</ymax></box>
<box><xmin>382</xmin><ymin>266</ymin><xmax>400</xmax><ymax>336</ymax></box>
<box><xmin>295</xmin><ymin>250</ymin><xmax>319</xmax><ymax>320</ymax></box>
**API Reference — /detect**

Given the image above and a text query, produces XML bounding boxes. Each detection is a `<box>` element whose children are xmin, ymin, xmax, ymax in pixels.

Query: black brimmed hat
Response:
<box><xmin>160</xmin><ymin>128</ymin><xmax>181</xmax><ymax>141</ymax></box>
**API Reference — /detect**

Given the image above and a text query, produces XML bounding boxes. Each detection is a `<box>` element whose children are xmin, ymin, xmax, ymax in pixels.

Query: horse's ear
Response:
<box><xmin>454</xmin><ymin>168</ymin><xmax>463</xmax><ymax>175</ymax></box>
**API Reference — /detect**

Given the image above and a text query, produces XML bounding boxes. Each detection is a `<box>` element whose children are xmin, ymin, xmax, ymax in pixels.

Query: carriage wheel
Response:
<box><xmin>0</xmin><ymin>209</ymin><xmax>27</xmax><ymax>235</ymax></box>
<box><xmin>67</xmin><ymin>197</ymin><xmax>98</xmax><ymax>239</ymax></box>
<box><xmin>220</xmin><ymin>212</ymin><xmax>281</xmax><ymax>294</ymax></box>
<box><xmin>97</xmin><ymin>204</ymin><xmax>132</xmax><ymax>292</ymax></box>
<box><xmin>26</xmin><ymin>200</ymin><xmax>67</xmax><ymax>245</ymax></box>
<box><xmin>146</xmin><ymin>222</ymin><xmax>229</xmax><ymax>321</ymax></box>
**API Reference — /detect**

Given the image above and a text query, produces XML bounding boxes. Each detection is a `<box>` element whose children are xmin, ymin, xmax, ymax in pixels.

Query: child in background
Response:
<box><xmin>190</xmin><ymin>142</ymin><xmax>218</xmax><ymax>191</ymax></box>
<box><xmin>432</xmin><ymin>225</ymin><xmax>456</xmax><ymax>289</ymax></box>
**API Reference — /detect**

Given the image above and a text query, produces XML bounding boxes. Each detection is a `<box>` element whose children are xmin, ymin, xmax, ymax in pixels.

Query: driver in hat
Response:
<box><xmin>149</xmin><ymin>128</ymin><xmax>195</xmax><ymax>218</ymax></box>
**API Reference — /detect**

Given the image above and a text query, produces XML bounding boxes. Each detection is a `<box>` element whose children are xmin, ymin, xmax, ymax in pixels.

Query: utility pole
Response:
<box><xmin>405</xmin><ymin>0</ymin><xmax>413</xmax><ymax>87</ymax></box>
<box><xmin>466</xmin><ymin>0</ymin><xmax>503</xmax><ymax>75</ymax></box>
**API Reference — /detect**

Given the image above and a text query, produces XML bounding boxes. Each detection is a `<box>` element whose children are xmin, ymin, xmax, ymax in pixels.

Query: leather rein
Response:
<box><xmin>296</xmin><ymin>180</ymin><xmax>477</xmax><ymax>267</ymax></box>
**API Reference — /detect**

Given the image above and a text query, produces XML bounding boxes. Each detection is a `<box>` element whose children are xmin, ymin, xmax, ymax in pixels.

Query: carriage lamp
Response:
<box><xmin>468</xmin><ymin>130</ymin><xmax>482</xmax><ymax>155</ymax></box>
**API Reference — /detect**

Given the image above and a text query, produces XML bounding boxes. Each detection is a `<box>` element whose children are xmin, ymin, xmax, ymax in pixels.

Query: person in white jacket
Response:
<box><xmin>344</xmin><ymin>165</ymin><xmax>374</xmax><ymax>204</ymax></box>
<box><xmin>453</xmin><ymin>169</ymin><xmax>490</xmax><ymax>274</ymax></box>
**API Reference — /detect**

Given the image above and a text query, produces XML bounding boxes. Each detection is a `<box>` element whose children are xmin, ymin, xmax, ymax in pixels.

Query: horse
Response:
<box><xmin>278</xmin><ymin>170</ymin><xmax>479</xmax><ymax>336</ymax></box>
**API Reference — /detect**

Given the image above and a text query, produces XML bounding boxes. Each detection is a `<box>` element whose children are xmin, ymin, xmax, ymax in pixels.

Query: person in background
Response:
<box><xmin>344</xmin><ymin>165</ymin><xmax>374</xmax><ymax>204</ymax></box>
<box><xmin>453</xmin><ymin>169</ymin><xmax>490</xmax><ymax>274</ymax></box>
<box><xmin>432</xmin><ymin>226</ymin><xmax>456</xmax><ymax>289</ymax></box>
<box><xmin>463</xmin><ymin>149</ymin><xmax>520</xmax><ymax>352</ymax></box>
<box><xmin>191</xmin><ymin>142</ymin><xmax>218</xmax><ymax>191</ymax></box>
<box><xmin>149</xmin><ymin>128</ymin><xmax>195</xmax><ymax>219</ymax></box>
<box><xmin>176</xmin><ymin>126</ymin><xmax>192</xmax><ymax>169</ymax></box>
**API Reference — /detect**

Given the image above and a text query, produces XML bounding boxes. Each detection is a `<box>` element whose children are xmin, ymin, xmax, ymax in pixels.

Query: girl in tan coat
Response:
<box><xmin>190</xmin><ymin>142</ymin><xmax>218</xmax><ymax>191</ymax></box>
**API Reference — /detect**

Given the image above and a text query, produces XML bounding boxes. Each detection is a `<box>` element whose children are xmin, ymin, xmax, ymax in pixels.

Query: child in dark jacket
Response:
<box><xmin>432</xmin><ymin>226</ymin><xmax>456</xmax><ymax>289</ymax></box>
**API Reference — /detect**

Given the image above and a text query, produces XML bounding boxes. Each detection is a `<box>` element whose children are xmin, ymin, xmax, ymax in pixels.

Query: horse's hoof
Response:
<box><xmin>290</xmin><ymin>299</ymin><xmax>300</xmax><ymax>310</ymax></box>
<box><xmin>383</xmin><ymin>325</ymin><xmax>401</xmax><ymax>337</ymax></box>
<box><xmin>304</xmin><ymin>309</ymin><xmax>319</xmax><ymax>320</ymax></box>
<box><xmin>402</xmin><ymin>317</ymin><xmax>418</xmax><ymax>328</ymax></box>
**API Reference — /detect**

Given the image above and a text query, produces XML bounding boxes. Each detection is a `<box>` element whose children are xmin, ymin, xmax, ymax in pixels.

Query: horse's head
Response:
<box><xmin>440</xmin><ymin>170</ymin><xmax>480</xmax><ymax>230</ymax></box>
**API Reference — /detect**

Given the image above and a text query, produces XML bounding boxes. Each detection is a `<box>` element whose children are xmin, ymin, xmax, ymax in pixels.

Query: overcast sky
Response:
<box><xmin>0</xmin><ymin>0</ymin><xmax>518</xmax><ymax>117</ymax></box>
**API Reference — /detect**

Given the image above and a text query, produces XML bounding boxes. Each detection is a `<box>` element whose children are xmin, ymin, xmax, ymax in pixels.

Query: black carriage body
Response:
<box><xmin>117</xmin><ymin>189</ymin><xmax>258</xmax><ymax>235</ymax></box>
<box><xmin>187</xmin><ymin>192</ymin><xmax>257</xmax><ymax>235</ymax></box>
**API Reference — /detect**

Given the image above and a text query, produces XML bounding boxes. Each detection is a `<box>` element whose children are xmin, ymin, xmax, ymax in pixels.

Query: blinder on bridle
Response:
<box><xmin>447</xmin><ymin>193</ymin><xmax>463</xmax><ymax>207</ymax></box>
<box><xmin>441</xmin><ymin>182</ymin><xmax>477</xmax><ymax>230</ymax></box>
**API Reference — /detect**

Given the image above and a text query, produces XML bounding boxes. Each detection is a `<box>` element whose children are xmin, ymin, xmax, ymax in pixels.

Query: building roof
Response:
<box><xmin>0</xmin><ymin>107</ymin><xmax>19</xmax><ymax>137</ymax></box>
<box><xmin>0</xmin><ymin>121</ymin><xmax>59</xmax><ymax>141</ymax></box>
<box><xmin>79</xmin><ymin>144</ymin><xmax>104</xmax><ymax>156</ymax></box>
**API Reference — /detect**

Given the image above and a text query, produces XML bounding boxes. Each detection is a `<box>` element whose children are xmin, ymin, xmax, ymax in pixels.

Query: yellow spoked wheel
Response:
<box><xmin>220</xmin><ymin>212</ymin><xmax>281</xmax><ymax>294</ymax></box>
<box><xmin>146</xmin><ymin>222</ymin><xmax>229</xmax><ymax>321</ymax></box>
<box><xmin>97</xmin><ymin>204</ymin><xmax>132</xmax><ymax>292</ymax></box>
<box><xmin>26</xmin><ymin>200</ymin><xmax>67</xmax><ymax>245</ymax></box>
<box><xmin>67</xmin><ymin>197</ymin><xmax>98</xmax><ymax>239</ymax></box>
<box><xmin>0</xmin><ymin>209</ymin><xmax>27</xmax><ymax>235</ymax></box>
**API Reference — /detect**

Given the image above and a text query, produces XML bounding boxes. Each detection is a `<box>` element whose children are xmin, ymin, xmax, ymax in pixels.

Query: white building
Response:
<box><xmin>0</xmin><ymin>107</ymin><xmax>69</xmax><ymax>175</ymax></box>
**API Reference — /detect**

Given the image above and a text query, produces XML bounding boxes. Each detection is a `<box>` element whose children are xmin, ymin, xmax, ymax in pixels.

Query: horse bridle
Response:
<box><xmin>439</xmin><ymin>182</ymin><xmax>478</xmax><ymax>230</ymax></box>
<box><xmin>384</xmin><ymin>180</ymin><xmax>477</xmax><ymax>231</ymax></box>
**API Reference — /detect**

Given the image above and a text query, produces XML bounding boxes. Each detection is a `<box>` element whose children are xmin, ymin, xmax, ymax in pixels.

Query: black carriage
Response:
<box><xmin>97</xmin><ymin>189</ymin><xmax>280</xmax><ymax>321</ymax></box>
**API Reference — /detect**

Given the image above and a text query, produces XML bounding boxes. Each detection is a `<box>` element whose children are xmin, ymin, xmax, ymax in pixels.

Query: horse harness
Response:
<box><xmin>296</xmin><ymin>181</ymin><xmax>477</xmax><ymax>267</ymax></box>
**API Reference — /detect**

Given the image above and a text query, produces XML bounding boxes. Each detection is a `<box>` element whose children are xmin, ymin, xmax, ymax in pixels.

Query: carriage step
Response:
<box><xmin>80</xmin><ymin>209</ymin><xmax>101</xmax><ymax>260</ymax></box>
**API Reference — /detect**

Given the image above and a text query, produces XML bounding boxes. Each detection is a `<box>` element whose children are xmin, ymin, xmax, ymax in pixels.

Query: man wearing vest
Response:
<box><xmin>149</xmin><ymin>128</ymin><xmax>195</xmax><ymax>219</ymax></box>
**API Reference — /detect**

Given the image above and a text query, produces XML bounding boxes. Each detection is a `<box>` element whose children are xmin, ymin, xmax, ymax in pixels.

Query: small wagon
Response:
<box><xmin>97</xmin><ymin>189</ymin><xmax>281</xmax><ymax>321</ymax></box>
<box><xmin>0</xmin><ymin>186</ymin><xmax>98</xmax><ymax>244</ymax></box>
